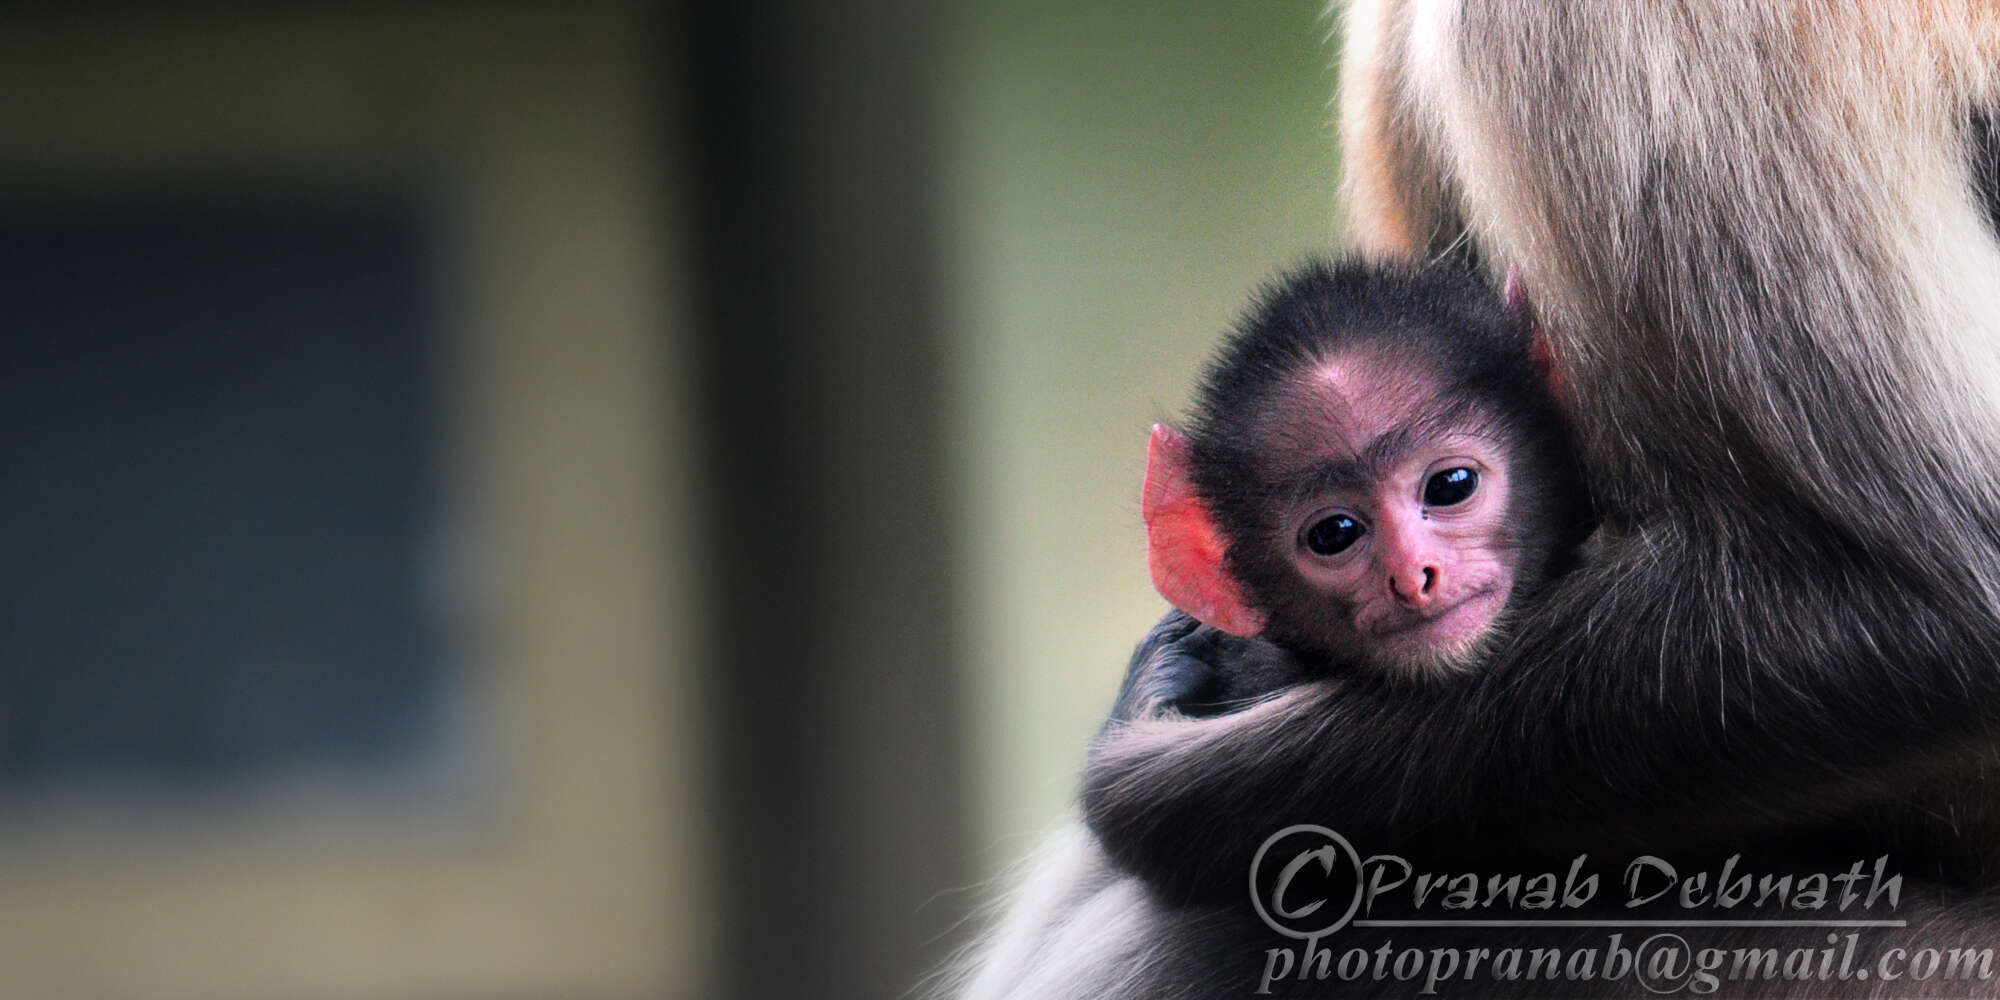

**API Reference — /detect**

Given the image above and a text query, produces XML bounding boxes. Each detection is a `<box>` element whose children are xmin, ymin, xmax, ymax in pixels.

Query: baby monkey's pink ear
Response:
<box><xmin>1506</xmin><ymin>265</ymin><xmax>1565</xmax><ymax>397</ymax></box>
<box><xmin>1143</xmin><ymin>424</ymin><xmax>1268</xmax><ymax>637</ymax></box>
<box><xmin>1502</xmin><ymin>264</ymin><xmax>1530</xmax><ymax>316</ymax></box>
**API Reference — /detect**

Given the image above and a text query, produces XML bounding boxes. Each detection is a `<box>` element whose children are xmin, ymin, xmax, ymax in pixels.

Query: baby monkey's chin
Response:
<box><xmin>1364</xmin><ymin>587</ymin><xmax>1508</xmax><ymax>681</ymax></box>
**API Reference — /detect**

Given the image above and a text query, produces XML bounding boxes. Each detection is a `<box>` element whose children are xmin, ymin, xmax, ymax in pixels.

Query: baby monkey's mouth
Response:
<box><xmin>1371</xmin><ymin>586</ymin><xmax>1504</xmax><ymax>647</ymax></box>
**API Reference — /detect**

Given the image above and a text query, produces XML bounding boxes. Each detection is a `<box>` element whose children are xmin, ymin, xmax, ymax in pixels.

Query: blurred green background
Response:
<box><xmin>946</xmin><ymin>0</ymin><xmax>1340</xmax><ymax>874</ymax></box>
<box><xmin>0</xmin><ymin>2</ymin><xmax>1338</xmax><ymax>997</ymax></box>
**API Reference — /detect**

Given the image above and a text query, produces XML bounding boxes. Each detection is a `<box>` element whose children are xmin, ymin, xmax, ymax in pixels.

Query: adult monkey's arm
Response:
<box><xmin>1083</xmin><ymin>0</ymin><xmax>2000</xmax><ymax>904</ymax></box>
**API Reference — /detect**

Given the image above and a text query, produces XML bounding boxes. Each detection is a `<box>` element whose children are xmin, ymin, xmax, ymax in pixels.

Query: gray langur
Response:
<box><xmin>942</xmin><ymin>2</ymin><xmax>2000</xmax><ymax>997</ymax></box>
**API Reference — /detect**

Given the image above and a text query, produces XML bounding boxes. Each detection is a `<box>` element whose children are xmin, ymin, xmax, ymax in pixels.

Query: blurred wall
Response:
<box><xmin>0</xmin><ymin>2</ymin><xmax>1342</xmax><ymax>997</ymax></box>
<box><xmin>0</xmin><ymin>6</ymin><xmax>703</xmax><ymax>998</ymax></box>
<box><xmin>940</xmin><ymin>0</ymin><xmax>1342</xmax><ymax>876</ymax></box>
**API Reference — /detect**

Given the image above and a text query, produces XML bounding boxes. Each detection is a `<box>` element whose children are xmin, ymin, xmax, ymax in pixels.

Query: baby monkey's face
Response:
<box><xmin>1255</xmin><ymin>357</ymin><xmax>1534</xmax><ymax>677</ymax></box>
<box><xmin>1145</xmin><ymin>306</ymin><xmax>1583</xmax><ymax>684</ymax></box>
<box><xmin>1281</xmin><ymin>428</ymin><xmax>1518</xmax><ymax>675</ymax></box>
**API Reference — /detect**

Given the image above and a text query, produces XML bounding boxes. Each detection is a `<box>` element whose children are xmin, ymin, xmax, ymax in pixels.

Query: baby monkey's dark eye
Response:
<box><xmin>1303</xmin><ymin>514</ymin><xmax>1366</xmax><ymax>556</ymax></box>
<box><xmin>1424</xmin><ymin>467</ymin><xmax>1479</xmax><ymax>507</ymax></box>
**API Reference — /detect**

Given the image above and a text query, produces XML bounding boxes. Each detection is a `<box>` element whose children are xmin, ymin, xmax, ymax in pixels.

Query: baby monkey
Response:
<box><xmin>1144</xmin><ymin>258</ymin><xmax>1590</xmax><ymax>682</ymax></box>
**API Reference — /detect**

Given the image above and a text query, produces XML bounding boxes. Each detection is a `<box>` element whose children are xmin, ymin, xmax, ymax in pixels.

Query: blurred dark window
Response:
<box><xmin>0</xmin><ymin>189</ymin><xmax>454</xmax><ymax>805</ymax></box>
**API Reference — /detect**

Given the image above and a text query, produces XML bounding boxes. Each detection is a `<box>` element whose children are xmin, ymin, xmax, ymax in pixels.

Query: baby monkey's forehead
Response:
<box><xmin>1278</xmin><ymin>354</ymin><xmax>1485</xmax><ymax>443</ymax></box>
<box><xmin>1255</xmin><ymin>354</ymin><xmax>1498</xmax><ymax>487</ymax></box>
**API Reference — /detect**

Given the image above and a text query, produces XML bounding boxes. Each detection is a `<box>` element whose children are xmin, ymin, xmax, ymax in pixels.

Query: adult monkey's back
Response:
<box><xmin>947</xmin><ymin>3</ymin><xmax>2000</xmax><ymax>998</ymax></box>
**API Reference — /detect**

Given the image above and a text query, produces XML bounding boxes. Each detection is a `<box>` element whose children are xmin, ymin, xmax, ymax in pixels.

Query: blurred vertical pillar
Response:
<box><xmin>673</xmin><ymin>2</ymin><xmax>970</xmax><ymax>999</ymax></box>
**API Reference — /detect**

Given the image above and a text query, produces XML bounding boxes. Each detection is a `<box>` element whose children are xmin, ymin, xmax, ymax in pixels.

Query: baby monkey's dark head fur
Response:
<box><xmin>1150</xmin><ymin>258</ymin><xmax>1591</xmax><ymax>681</ymax></box>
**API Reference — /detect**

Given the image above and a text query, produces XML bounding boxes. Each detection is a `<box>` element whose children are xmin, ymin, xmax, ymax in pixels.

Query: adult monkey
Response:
<box><xmin>946</xmin><ymin>2</ymin><xmax>2000</xmax><ymax>997</ymax></box>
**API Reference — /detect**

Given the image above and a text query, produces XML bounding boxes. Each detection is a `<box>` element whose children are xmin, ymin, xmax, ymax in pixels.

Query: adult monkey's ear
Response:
<box><xmin>1142</xmin><ymin>424</ymin><xmax>1268</xmax><ymax>637</ymax></box>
